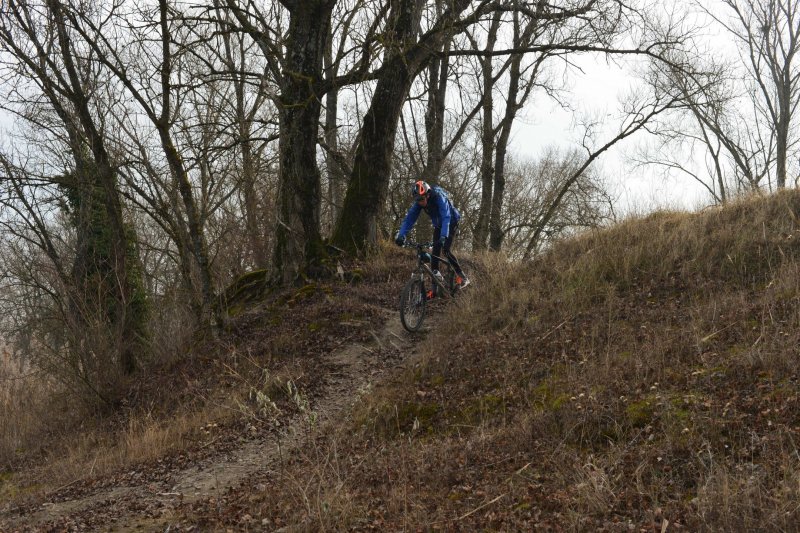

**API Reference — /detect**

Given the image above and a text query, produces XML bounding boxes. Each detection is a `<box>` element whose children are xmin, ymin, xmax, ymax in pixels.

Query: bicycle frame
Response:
<box><xmin>405</xmin><ymin>242</ymin><xmax>456</xmax><ymax>298</ymax></box>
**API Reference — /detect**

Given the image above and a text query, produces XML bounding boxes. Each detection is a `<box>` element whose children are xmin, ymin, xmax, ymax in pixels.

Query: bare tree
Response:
<box><xmin>420</xmin><ymin>0</ymin><xmax>455</xmax><ymax>183</ymax></box>
<box><xmin>0</xmin><ymin>0</ymin><xmax>148</xmax><ymax>393</ymax></box>
<box><xmin>702</xmin><ymin>0</ymin><xmax>800</xmax><ymax>189</ymax></box>
<box><xmin>224</xmin><ymin>0</ymin><xmax>338</xmax><ymax>284</ymax></box>
<box><xmin>523</xmin><ymin>86</ymin><xmax>681</xmax><ymax>259</ymax></box>
<box><xmin>332</xmin><ymin>0</ymin><xmax>490</xmax><ymax>253</ymax></box>
<box><xmin>467</xmin><ymin>5</ymin><xmax>551</xmax><ymax>252</ymax></box>
<box><xmin>335</xmin><ymin>0</ymin><xmax>690</xmax><ymax>254</ymax></box>
<box><xmin>472</xmin><ymin>14</ymin><xmax>503</xmax><ymax>251</ymax></box>
<box><xmin>499</xmin><ymin>150</ymin><xmax>614</xmax><ymax>258</ymax></box>
<box><xmin>637</xmin><ymin>53</ymin><xmax>773</xmax><ymax>203</ymax></box>
<box><xmin>58</xmin><ymin>0</ymin><xmax>218</xmax><ymax>324</ymax></box>
<box><xmin>321</xmin><ymin>0</ymin><xmax>368</xmax><ymax>233</ymax></box>
<box><xmin>212</xmin><ymin>1</ymin><xmax>277</xmax><ymax>268</ymax></box>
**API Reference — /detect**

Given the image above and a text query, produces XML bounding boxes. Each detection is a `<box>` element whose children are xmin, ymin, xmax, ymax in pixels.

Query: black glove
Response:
<box><xmin>439</xmin><ymin>236</ymin><xmax>447</xmax><ymax>247</ymax></box>
<box><xmin>395</xmin><ymin>234</ymin><xmax>406</xmax><ymax>246</ymax></box>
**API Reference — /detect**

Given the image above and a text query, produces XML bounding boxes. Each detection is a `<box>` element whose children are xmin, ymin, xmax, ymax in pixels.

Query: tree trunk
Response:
<box><xmin>324</xmin><ymin>30</ymin><xmax>344</xmax><ymax>232</ymax></box>
<box><xmin>237</xmin><ymin>71</ymin><xmax>267</xmax><ymax>267</ymax></box>
<box><xmin>776</xmin><ymin>73</ymin><xmax>790</xmax><ymax>189</ymax></box>
<box><xmin>157</xmin><ymin>0</ymin><xmax>217</xmax><ymax>321</ymax></box>
<box><xmin>488</xmin><ymin>147</ymin><xmax>508</xmax><ymax>251</ymax></box>
<box><xmin>776</xmin><ymin>108</ymin><xmax>789</xmax><ymax>189</ymax></box>
<box><xmin>241</xmin><ymin>131</ymin><xmax>266</xmax><ymax>267</ymax></box>
<box><xmin>489</xmin><ymin>50</ymin><xmax>525</xmax><ymax>252</ymax></box>
<box><xmin>332</xmin><ymin>58</ymin><xmax>413</xmax><ymax>251</ymax></box>
<box><xmin>66</xmin><ymin>157</ymin><xmax>137</xmax><ymax>376</ymax></box>
<box><xmin>159</xmin><ymin>129</ymin><xmax>216</xmax><ymax>320</ymax></box>
<box><xmin>423</xmin><ymin>31</ymin><xmax>450</xmax><ymax>182</ymax></box>
<box><xmin>272</xmin><ymin>0</ymin><xmax>334</xmax><ymax>284</ymax></box>
<box><xmin>472</xmin><ymin>18</ymin><xmax>500</xmax><ymax>251</ymax></box>
<box><xmin>487</xmin><ymin>12</ymin><xmax>540</xmax><ymax>251</ymax></box>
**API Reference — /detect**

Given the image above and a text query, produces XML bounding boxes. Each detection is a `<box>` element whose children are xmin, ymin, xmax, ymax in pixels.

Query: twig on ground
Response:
<box><xmin>369</xmin><ymin>330</ymin><xmax>384</xmax><ymax>350</ymax></box>
<box><xmin>458</xmin><ymin>493</ymin><xmax>507</xmax><ymax>520</ymax></box>
<box><xmin>539</xmin><ymin>318</ymin><xmax>571</xmax><ymax>342</ymax></box>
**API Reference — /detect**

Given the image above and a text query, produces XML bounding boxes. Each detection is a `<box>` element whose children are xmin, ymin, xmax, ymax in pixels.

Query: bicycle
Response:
<box><xmin>399</xmin><ymin>241</ymin><xmax>459</xmax><ymax>332</ymax></box>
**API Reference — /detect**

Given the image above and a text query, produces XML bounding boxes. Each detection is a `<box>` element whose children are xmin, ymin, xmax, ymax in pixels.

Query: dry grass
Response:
<box><xmin>0</xmin><ymin>314</ymin><xmax>233</xmax><ymax>503</ymax></box>
<box><xmin>49</xmin><ymin>410</ymin><xmax>213</xmax><ymax>480</ymax></box>
<box><xmin>0</xmin><ymin>364</ymin><xmax>50</xmax><ymax>472</ymax></box>
<box><xmin>0</xmin><ymin>379</ymin><xmax>243</xmax><ymax>503</ymax></box>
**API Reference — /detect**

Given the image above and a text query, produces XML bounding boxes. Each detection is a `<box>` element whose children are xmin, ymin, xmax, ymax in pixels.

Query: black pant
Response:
<box><xmin>432</xmin><ymin>221</ymin><xmax>464</xmax><ymax>277</ymax></box>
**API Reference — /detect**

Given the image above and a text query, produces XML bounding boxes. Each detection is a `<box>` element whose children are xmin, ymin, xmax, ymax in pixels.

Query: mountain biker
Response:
<box><xmin>394</xmin><ymin>180</ymin><xmax>470</xmax><ymax>290</ymax></box>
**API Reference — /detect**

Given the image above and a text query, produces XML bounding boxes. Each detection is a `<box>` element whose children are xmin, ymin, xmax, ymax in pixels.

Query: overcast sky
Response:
<box><xmin>509</xmin><ymin>51</ymin><xmax>712</xmax><ymax>216</ymax></box>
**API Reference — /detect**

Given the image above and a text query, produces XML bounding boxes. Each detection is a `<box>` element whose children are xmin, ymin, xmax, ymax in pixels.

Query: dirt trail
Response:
<box><xmin>1</xmin><ymin>311</ymin><xmax>432</xmax><ymax>532</ymax></box>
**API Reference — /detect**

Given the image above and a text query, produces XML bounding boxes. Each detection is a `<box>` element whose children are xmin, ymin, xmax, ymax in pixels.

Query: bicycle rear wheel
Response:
<box><xmin>400</xmin><ymin>278</ymin><xmax>427</xmax><ymax>332</ymax></box>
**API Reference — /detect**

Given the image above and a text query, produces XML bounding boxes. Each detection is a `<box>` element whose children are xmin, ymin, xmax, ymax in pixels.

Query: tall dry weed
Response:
<box><xmin>0</xmin><ymin>379</ymin><xmax>33</xmax><ymax>470</ymax></box>
<box><xmin>693</xmin><ymin>459</ymin><xmax>800</xmax><ymax>531</ymax></box>
<box><xmin>0</xmin><ymin>354</ymin><xmax>58</xmax><ymax>473</ymax></box>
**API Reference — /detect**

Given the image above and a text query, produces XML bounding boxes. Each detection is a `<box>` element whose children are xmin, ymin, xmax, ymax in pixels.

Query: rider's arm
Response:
<box><xmin>398</xmin><ymin>203</ymin><xmax>422</xmax><ymax>238</ymax></box>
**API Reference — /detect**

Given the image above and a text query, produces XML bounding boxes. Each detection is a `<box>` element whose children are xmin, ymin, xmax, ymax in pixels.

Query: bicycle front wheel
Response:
<box><xmin>400</xmin><ymin>278</ymin><xmax>427</xmax><ymax>332</ymax></box>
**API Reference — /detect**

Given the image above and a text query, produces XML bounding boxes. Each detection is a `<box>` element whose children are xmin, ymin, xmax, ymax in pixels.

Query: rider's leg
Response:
<box><xmin>431</xmin><ymin>227</ymin><xmax>442</xmax><ymax>272</ymax></box>
<box><xmin>443</xmin><ymin>223</ymin><xmax>465</xmax><ymax>277</ymax></box>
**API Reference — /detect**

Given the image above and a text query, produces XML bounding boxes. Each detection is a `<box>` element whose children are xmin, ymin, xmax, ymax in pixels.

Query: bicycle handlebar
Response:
<box><xmin>402</xmin><ymin>241</ymin><xmax>451</xmax><ymax>266</ymax></box>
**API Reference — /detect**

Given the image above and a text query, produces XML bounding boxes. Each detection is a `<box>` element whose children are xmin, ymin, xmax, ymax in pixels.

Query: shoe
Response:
<box><xmin>459</xmin><ymin>277</ymin><xmax>471</xmax><ymax>289</ymax></box>
<box><xmin>433</xmin><ymin>270</ymin><xmax>444</xmax><ymax>283</ymax></box>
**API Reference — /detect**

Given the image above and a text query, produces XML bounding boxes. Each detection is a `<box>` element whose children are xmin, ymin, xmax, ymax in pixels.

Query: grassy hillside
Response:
<box><xmin>6</xmin><ymin>190</ymin><xmax>800</xmax><ymax>531</ymax></box>
<box><xmin>197</xmin><ymin>190</ymin><xmax>800</xmax><ymax>531</ymax></box>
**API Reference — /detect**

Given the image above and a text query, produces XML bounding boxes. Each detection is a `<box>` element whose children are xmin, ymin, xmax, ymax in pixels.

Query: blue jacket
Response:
<box><xmin>398</xmin><ymin>185</ymin><xmax>461</xmax><ymax>239</ymax></box>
